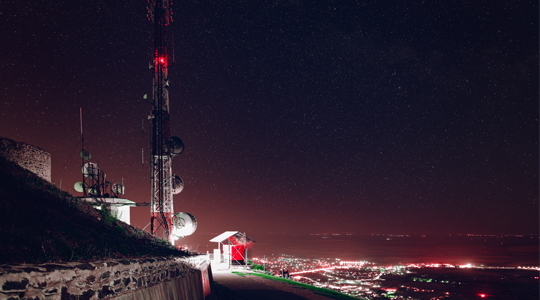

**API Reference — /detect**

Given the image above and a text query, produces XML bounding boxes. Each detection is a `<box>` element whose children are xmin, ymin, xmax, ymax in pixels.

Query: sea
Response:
<box><xmin>178</xmin><ymin>233</ymin><xmax>539</xmax><ymax>267</ymax></box>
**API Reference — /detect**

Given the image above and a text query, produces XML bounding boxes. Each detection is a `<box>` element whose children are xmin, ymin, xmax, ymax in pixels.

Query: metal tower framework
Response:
<box><xmin>148</xmin><ymin>0</ymin><xmax>174</xmax><ymax>242</ymax></box>
<box><xmin>80</xmin><ymin>109</ymin><xmax>108</xmax><ymax>203</ymax></box>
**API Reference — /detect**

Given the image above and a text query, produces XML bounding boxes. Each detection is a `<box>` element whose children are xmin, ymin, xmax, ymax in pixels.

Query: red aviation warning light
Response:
<box><xmin>158</xmin><ymin>57</ymin><xmax>166</xmax><ymax>65</ymax></box>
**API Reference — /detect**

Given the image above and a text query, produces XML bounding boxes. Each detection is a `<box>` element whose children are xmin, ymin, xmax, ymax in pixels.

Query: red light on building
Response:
<box><xmin>478</xmin><ymin>294</ymin><xmax>487</xmax><ymax>298</ymax></box>
<box><xmin>231</xmin><ymin>245</ymin><xmax>246</xmax><ymax>261</ymax></box>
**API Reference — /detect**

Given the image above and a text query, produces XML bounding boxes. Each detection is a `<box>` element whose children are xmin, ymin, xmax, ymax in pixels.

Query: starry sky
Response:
<box><xmin>1</xmin><ymin>0</ymin><xmax>538</xmax><ymax>237</ymax></box>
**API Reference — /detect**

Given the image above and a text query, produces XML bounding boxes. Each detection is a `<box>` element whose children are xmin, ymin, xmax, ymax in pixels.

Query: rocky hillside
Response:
<box><xmin>0</xmin><ymin>155</ymin><xmax>188</xmax><ymax>264</ymax></box>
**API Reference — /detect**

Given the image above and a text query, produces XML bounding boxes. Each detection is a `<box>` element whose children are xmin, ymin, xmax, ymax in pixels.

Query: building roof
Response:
<box><xmin>81</xmin><ymin>197</ymin><xmax>136</xmax><ymax>206</ymax></box>
<box><xmin>210</xmin><ymin>231</ymin><xmax>255</xmax><ymax>243</ymax></box>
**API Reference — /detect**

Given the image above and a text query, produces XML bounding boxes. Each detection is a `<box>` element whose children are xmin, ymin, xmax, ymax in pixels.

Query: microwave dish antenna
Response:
<box><xmin>172</xmin><ymin>212</ymin><xmax>197</xmax><ymax>239</ymax></box>
<box><xmin>112</xmin><ymin>183</ymin><xmax>125</xmax><ymax>195</ymax></box>
<box><xmin>82</xmin><ymin>162</ymin><xmax>99</xmax><ymax>178</ymax></box>
<box><xmin>169</xmin><ymin>136</ymin><xmax>184</xmax><ymax>157</ymax></box>
<box><xmin>80</xmin><ymin>149</ymin><xmax>92</xmax><ymax>160</ymax></box>
<box><xmin>74</xmin><ymin>181</ymin><xmax>85</xmax><ymax>193</ymax></box>
<box><xmin>171</xmin><ymin>175</ymin><xmax>184</xmax><ymax>194</ymax></box>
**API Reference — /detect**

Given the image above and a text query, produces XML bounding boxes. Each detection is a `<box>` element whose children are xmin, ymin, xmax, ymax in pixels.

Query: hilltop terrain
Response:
<box><xmin>0</xmin><ymin>155</ymin><xmax>188</xmax><ymax>264</ymax></box>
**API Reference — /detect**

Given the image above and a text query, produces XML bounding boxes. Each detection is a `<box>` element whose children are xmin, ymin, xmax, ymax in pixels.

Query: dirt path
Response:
<box><xmin>212</xmin><ymin>270</ymin><xmax>336</xmax><ymax>300</ymax></box>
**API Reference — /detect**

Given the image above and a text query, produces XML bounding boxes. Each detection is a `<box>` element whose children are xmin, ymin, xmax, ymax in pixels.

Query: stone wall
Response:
<box><xmin>0</xmin><ymin>137</ymin><xmax>51</xmax><ymax>182</ymax></box>
<box><xmin>0</xmin><ymin>256</ymin><xmax>214</xmax><ymax>300</ymax></box>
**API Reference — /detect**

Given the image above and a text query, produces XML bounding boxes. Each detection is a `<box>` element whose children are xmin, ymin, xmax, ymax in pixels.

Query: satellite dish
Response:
<box><xmin>82</xmin><ymin>162</ymin><xmax>99</xmax><ymax>178</ymax></box>
<box><xmin>169</xmin><ymin>136</ymin><xmax>184</xmax><ymax>156</ymax></box>
<box><xmin>112</xmin><ymin>183</ymin><xmax>125</xmax><ymax>195</ymax></box>
<box><xmin>74</xmin><ymin>181</ymin><xmax>85</xmax><ymax>193</ymax></box>
<box><xmin>172</xmin><ymin>212</ymin><xmax>197</xmax><ymax>239</ymax></box>
<box><xmin>171</xmin><ymin>175</ymin><xmax>184</xmax><ymax>194</ymax></box>
<box><xmin>80</xmin><ymin>149</ymin><xmax>92</xmax><ymax>160</ymax></box>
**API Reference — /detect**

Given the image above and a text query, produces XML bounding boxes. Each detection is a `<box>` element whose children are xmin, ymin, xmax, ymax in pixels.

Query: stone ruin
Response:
<box><xmin>0</xmin><ymin>137</ymin><xmax>51</xmax><ymax>182</ymax></box>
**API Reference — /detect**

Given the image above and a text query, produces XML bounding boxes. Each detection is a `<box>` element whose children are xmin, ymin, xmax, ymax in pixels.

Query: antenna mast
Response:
<box><xmin>147</xmin><ymin>0</ymin><xmax>174</xmax><ymax>242</ymax></box>
<box><xmin>80</xmin><ymin>108</ymin><xmax>86</xmax><ymax>197</ymax></box>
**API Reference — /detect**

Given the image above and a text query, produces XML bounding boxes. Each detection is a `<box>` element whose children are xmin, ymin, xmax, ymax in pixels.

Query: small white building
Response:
<box><xmin>82</xmin><ymin>197</ymin><xmax>136</xmax><ymax>225</ymax></box>
<box><xmin>210</xmin><ymin>231</ymin><xmax>255</xmax><ymax>268</ymax></box>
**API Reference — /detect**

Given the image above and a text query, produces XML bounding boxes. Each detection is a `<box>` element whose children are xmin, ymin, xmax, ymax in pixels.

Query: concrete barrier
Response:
<box><xmin>0</xmin><ymin>256</ymin><xmax>214</xmax><ymax>300</ymax></box>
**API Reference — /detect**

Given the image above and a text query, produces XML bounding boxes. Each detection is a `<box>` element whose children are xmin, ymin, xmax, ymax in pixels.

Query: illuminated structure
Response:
<box><xmin>76</xmin><ymin>110</ymin><xmax>135</xmax><ymax>224</ymax></box>
<box><xmin>146</xmin><ymin>0</ymin><xmax>189</xmax><ymax>243</ymax></box>
<box><xmin>210</xmin><ymin>232</ymin><xmax>255</xmax><ymax>268</ymax></box>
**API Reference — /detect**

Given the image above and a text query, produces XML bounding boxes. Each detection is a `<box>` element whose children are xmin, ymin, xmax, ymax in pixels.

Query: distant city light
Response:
<box><xmin>289</xmin><ymin>266</ymin><xmax>337</xmax><ymax>275</ymax></box>
<box><xmin>252</xmin><ymin>255</ymin><xmax>539</xmax><ymax>300</ymax></box>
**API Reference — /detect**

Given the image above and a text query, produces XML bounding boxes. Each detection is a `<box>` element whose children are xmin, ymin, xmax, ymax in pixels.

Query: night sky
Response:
<box><xmin>1</xmin><ymin>1</ymin><xmax>538</xmax><ymax>236</ymax></box>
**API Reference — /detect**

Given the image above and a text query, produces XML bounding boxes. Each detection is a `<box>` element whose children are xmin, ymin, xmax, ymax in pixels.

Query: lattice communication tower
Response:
<box><xmin>146</xmin><ymin>0</ymin><xmax>193</xmax><ymax>244</ymax></box>
<box><xmin>147</xmin><ymin>0</ymin><xmax>175</xmax><ymax>242</ymax></box>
